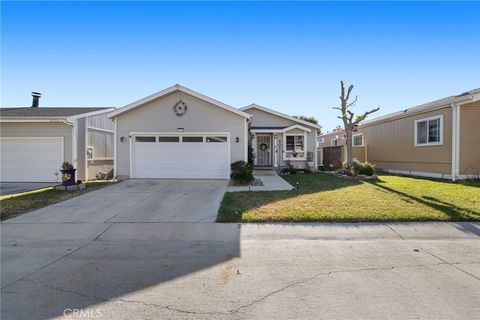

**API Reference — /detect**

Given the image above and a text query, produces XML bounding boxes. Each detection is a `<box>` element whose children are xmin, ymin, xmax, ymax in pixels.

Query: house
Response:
<box><xmin>318</xmin><ymin>88</ymin><xmax>480</xmax><ymax>180</ymax></box>
<box><xmin>109</xmin><ymin>84</ymin><xmax>321</xmax><ymax>180</ymax></box>
<box><xmin>0</xmin><ymin>93</ymin><xmax>115</xmax><ymax>182</ymax></box>
<box><xmin>241</xmin><ymin>104</ymin><xmax>320</xmax><ymax>170</ymax></box>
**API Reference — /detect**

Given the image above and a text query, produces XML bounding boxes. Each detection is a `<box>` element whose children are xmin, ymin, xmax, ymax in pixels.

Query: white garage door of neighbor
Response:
<box><xmin>132</xmin><ymin>134</ymin><xmax>229</xmax><ymax>179</ymax></box>
<box><xmin>1</xmin><ymin>137</ymin><xmax>64</xmax><ymax>182</ymax></box>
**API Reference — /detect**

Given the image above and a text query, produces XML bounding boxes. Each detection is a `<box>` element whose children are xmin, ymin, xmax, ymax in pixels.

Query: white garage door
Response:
<box><xmin>132</xmin><ymin>134</ymin><xmax>229</xmax><ymax>179</ymax></box>
<box><xmin>1</xmin><ymin>137</ymin><xmax>64</xmax><ymax>182</ymax></box>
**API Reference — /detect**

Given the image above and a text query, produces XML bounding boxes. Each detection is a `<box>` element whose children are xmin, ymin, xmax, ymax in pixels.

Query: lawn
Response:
<box><xmin>0</xmin><ymin>182</ymin><xmax>113</xmax><ymax>221</ymax></box>
<box><xmin>217</xmin><ymin>173</ymin><xmax>480</xmax><ymax>222</ymax></box>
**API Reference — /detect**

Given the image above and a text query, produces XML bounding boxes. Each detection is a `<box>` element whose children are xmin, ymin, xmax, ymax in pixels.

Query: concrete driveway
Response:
<box><xmin>5</xmin><ymin>179</ymin><xmax>229</xmax><ymax>223</ymax></box>
<box><xmin>0</xmin><ymin>182</ymin><xmax>53</xmax><ymax>196</ymax></box>
<box><xmin>1</xmin><ymin>179</ymin><xmax>479</xmax><ymax>319</ymax></box>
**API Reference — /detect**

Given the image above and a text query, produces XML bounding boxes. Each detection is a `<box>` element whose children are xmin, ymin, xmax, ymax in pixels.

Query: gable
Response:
<box><xmin>109</xmin><ymin>85</ymin><xmax>250</xmax><ymax>119</ymax></box>
<box><xmin>245</xmin><ymin>107</ymin><xmax>298</xmax><ymax>127</ymax></box>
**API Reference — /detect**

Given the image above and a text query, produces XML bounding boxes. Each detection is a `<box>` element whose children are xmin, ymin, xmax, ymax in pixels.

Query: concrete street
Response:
<box><xmin>1</xmin><ymin>180</ymin><xmax>479</xmax><ymax>319</ymax></box>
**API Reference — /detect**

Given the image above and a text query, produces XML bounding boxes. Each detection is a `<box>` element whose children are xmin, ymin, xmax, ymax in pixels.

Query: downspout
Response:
<box><xmin>451</xmin><ymin>103</ymin><xmax>458</xmax><ymax>181</ymax></box>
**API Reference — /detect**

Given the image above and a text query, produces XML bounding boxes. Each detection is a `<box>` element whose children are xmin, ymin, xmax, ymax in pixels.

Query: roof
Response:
<box><xmin>109</xmin><ymin>84</ymin><xmax>251</xmax><ymax>119</ymax></box>
<box><xmin>241</xmin><ymin>104</ymin><xmax>321</xmax><ymax>129</ymax></box>
<box><xmin>361</xmin><ymin>88</ymin><xmax>480</xmax><ymax>126</ymax></box>
<box><xmin>0</xmin><ymin>107</ymin><xmax>112</xmax><ymax>118</ymax></box>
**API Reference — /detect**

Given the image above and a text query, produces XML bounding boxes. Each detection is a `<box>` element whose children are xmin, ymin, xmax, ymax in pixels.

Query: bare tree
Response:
<box><xmin>333</xmin><ymin>81</ymin><xmax>380</xmax><ymax>165</ymax></box>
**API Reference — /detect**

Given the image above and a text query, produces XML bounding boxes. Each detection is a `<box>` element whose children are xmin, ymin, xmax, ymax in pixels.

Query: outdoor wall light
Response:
<box><xmin>177</xmin><ymin>128</ymin><xmax>184</xmax><ymax>132</ymax></box>
<box><xmin>236</xmin><ymin>137</ymin><xmax>240</xmax><ymax>143</ymax></box>
<box><xmin>120</xmin><ymin>136</ymin><xmax>125</xmax><ymax>142</ymax></box>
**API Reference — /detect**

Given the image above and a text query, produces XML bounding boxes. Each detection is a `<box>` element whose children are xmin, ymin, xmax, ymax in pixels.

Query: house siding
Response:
<box><xmin>0</xmin><ymin>122</ymin><xmax>73</xmax><ymax>163</ymax></box>
<box><xmin>360</xmin><ymin>106</ymin><xmax>452</xmax><ymax>174</ymax></box>
<box><xmin>247</xmin><ymin>108</ymin><xmax>297</xmax><ymax>127</ymax></box>
<box><xmin>459</xmin><ymin>101</ymin><xmax>480</xmax><ymax>176</ymax></box>
<box><xmin>115</xmin><ymin>91</ymin><xmax>247</xmax><ymax>178</ymax></box>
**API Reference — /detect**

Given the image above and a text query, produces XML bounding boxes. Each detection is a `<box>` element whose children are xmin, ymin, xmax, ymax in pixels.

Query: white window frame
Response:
<box><xmin>331</xmin><ymin>138</ymin><xmax>338</xmax><ymax>146</ymax></box>
<box><xmin>414</xmin><ymin>115</ymin><xmax>443</xmax><ymax>147</ymax></box>
<box><xmin>318</xmin><ymin>137</ymin><xmax>325</xmax><ymax>144</ymax></box>
<box><xmin>283</xmin><ymin>133</ymin><xmax>307</xmax><ymax>160</ymax></box>
<box><xmin>352</xmin><ymin>133</ymin><xmax>364</xmax><ymax>147</ymax></box>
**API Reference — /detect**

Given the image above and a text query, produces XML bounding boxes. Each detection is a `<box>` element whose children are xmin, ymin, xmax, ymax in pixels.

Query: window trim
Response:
<box><xmin>330</xmin><ymin>138</ymin><xmax>338</xmax><ymax>147</ymax></box>
<box><xmin>352</xmin><ymin>133</ymin><xmax>364</xmax><ymax>147</ymax></box>
<box><xmin>318</xmin><ymin>137</ymin><xmax>325</xmax><ymax>144</ymax></box>
<box><xmin>414</xmin><ymin>115</ymin><xmax>443</xmax><ymax>147</ymax></box>
<box><xmin>283</xmin><ymin>133</ymin><xmax>307</xmax><ymax>161</ymax></box>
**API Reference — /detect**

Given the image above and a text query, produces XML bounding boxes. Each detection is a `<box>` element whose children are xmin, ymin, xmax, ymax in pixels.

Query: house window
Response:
<box><xmin>158</xmin><ymin>136</ymin><xmax>180</xmax><ymax>142</ymax></box>
<box><xmin>182</xmin><ymin>136</ymin><xmax>203</xmax><ymax>142</ymax></box>
<box><xmin>318</xmin><ymin>137</ymin><xmax>325</xmax><ymax>144</ymax></box>
<box><xmin>206</xmin><ymin>136</ymin><xmax>227</xmax><ymax>143</ymax></box>
<box><xmin>284</xmin><ymin>134</ymin><xmax>306</xmax><ymax>159</ymax></box>
<box><xmin>352</xmin><ymin>133</ymin><xmax>364</xmax><ymax>146</ymax></box>
<box><xmin>415</xmin><ymin>115</ymin><xmax>443</xmax><ymax>146</ymax></box>
<box><xmin>331</xmin><ymin>138</ymin><xmax>338</xmax><ymax>146</ymax></box>
<box><xmin>135</xmin><ymin>136</ymin><xmax>156</xmax><ymax>142</ymax></box>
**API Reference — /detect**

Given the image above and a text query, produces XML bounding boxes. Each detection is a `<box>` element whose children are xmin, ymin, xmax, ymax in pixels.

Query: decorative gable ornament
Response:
<box><xmin>173</xmin><ymin>100</ymin><xmax>188</xmax><ymax>116</ymax></box>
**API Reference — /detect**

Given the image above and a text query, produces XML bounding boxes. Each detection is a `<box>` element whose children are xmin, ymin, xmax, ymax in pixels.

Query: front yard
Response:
<box><xmin>0</xmin><ymin>182</ymin><xmax>113</xmax><ymax>221</ymax></box>
<box><xmin>217</xmin><ymin>173</ymin><xmax>480</xmax><ymax>222</ymax></box>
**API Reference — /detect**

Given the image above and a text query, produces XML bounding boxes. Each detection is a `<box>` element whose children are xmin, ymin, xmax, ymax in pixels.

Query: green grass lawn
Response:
<box><xmin>217</xmin><ymin>173</ymin><xmax>480</xmax><ymax>222</ymax></box>
<box><xmin>0</xmin><ymin>182</ymin><xmax>113</xmax><ymax>221</ymax></box>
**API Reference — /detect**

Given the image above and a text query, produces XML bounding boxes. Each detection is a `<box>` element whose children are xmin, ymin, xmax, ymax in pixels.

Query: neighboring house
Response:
<box><xmin>109</xmin><ymin>84</ymin><xmax>321</xmax><ymax>180</ymax></box>
<box><xmin>0</xmin><ymin>94</ymin><xmax>114</xmax><ymax>182</ymax></box>
<box><xmin>241</xmin><ymin>104</ymin><xmax>321</xmax><ymax>170</ymax></box>
<box><xmin>318</xmin><ymin>88</ymin><xmax>480</xmax><ymax>180</ymax></box>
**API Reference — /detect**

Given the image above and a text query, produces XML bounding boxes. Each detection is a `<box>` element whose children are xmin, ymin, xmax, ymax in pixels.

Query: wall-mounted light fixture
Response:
<box><xmin>177</xmin><ymin>128</ymin><xmax>184</xmax><ymax>132</ymax></box>
<box><xmin>120</xmin><ymin>136</ymin><xmax>125</xmax><ymax>142</ymax></box>
<box><xmin>236</xmin><ymin>137</ymin><xmax>240</xmax><ymax>143</ymax></box>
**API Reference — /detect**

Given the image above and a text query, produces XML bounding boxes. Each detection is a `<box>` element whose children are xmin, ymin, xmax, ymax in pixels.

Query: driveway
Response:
<box><xmin>0</xmin><ymin>182</ymin><xmax>53</xmax><ymax>196</ymax></box>
<box><xmin>5</xmin><ymin>179</ymin><xmax>229</xmax><ymax>223</ymax></box>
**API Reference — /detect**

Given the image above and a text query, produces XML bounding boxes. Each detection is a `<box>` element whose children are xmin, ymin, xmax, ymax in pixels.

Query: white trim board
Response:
<box><xmin>109</xmin><ymin>84</ymin><xmax>251</xmax><ymax>119</ymax></box>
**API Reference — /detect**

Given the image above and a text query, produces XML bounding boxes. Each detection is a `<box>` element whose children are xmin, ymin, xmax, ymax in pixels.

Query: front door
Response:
<box><xmin>256</xmin><ymin>135</ymin><xmax>271</xmax><ymax>166</ymax></box>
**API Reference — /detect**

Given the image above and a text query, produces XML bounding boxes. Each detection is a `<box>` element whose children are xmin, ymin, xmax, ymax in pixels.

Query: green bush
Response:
<box><xmin>230</xmin><ymin>161</ymin><xmax>254</xmax><ymax>184</ymax></box>
<box><xmin>248</xmin><ymin>144</ymin><xmax>255</xmax><ymax>165</ymax></box>
<box><xmin>358</xmin><ymin>161</ymin><xmax>375</xmax><ymax>176</ymax></box>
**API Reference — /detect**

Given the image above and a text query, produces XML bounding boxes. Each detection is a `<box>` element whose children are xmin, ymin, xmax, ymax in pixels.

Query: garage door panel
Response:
<box><xmin>1</xmin><ymin>138</ymin><xmax>63</xmax><ymax>182</ymax></box>
<box><xmin>133</xmin><ymin>135</ymin><xmax>229</xmax><ymax>179</ymax></box>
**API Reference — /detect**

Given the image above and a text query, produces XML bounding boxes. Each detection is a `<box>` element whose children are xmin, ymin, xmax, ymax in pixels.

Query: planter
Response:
<box><xmin>60</xmin><ymin>169</ymin><xmax>76</xmax><ymax>186</ymax></box>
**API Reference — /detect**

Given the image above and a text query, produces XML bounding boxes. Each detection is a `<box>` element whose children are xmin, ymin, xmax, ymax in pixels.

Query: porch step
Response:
<box><xmin>253</xmin><ymin>169</ymin><xmax>278</xmax><ymax>176</ymax></box>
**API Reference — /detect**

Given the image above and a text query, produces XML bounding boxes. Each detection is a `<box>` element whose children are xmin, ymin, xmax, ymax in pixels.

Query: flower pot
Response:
<box><xmin>60</xmin><ymin>169</ymin><xmax>76</xmax><ymax>186</ymax></box>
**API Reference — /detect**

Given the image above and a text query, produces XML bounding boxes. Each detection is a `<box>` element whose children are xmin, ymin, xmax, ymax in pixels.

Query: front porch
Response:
<box><xmin>249</xmin><ymin>124</ymin><xmax>315</xmax><ymax>170</ymax></box>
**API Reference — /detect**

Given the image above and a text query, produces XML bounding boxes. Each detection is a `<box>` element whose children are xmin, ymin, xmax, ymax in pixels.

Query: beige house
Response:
<box><xmin>0</xmin><ymin>97</ymin><xmax>114</xmax><ymax>182</ymax></box>
<box><xmin>318</xmin><ymin>88</ymin><xmax>480</xmax><ymax>180</ymax></box>
<box><xmin>109</xmin><ymin>85</ymin><xmax>321</xmax><ymax>180</ymax></box>
<box><xmin>241</xmin><ymin>104</ymin><xmax>321</xmax><ymax>170</ymax></box>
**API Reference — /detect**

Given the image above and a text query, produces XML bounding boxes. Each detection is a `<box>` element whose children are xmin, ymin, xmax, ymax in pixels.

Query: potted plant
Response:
<box><xmin>60</xmin><ymin>162</ymin><xmax>76</xmax><ymax>186</ymax></box>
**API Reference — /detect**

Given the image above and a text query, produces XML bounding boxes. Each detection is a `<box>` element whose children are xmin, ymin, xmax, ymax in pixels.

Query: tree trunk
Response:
<box><xmin>345</xmin><ymin>129</ymin><xmax>353</xmax><ymax>165</ymax></box>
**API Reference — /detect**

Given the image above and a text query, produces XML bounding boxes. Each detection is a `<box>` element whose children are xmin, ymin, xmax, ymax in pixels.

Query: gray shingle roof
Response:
<box><xmin>0</xmin><ymin>107</ymin><xmax>111</xmax><ymax>118</ymax></box>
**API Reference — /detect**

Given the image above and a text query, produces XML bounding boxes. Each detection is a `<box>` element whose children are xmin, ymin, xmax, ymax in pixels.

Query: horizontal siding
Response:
<box><xmin>352</xmin><ymin>146</ymin><xmax>366</xmax><ymax>162</ymax></box>
<box><xmin>459</xmin><ymin>101</ymin><xmax>480</xmax><ymax>176</ymax></box>
<box><xmin>116</xmin><ymin>91</ymin><xmax>246</xmax><ymax>177</ymax></box>
<box><xmin>246</xmin><ymin>108</ymin><xmax>297</xmax><ymax>127</ymax></box>
<box><xmin>0</xmin><ymin>122</ymin><xmax>73</xmax><ymax>163</ymax></box>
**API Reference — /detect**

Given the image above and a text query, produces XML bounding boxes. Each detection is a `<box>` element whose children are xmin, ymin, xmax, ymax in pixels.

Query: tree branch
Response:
<box><xmin>345</xmin><ymin>84</ymin><xmax>354</xmax><ymax>102</ymax></box>
<box><xmin>346</xmin><ymin>96</ymin><xmax>358</xmax><ymax>108</ymax></box>
<box><xmin>353</xmin><ymin>107</ymin><xmax>380</xmax><ymax>125</ymax></box>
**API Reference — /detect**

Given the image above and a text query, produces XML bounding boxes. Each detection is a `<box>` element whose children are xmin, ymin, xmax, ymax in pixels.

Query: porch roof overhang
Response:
<box><xmin>250</xmin><ymin>124</ymin><xmax>312</xmax><ymax>133</ymax></box>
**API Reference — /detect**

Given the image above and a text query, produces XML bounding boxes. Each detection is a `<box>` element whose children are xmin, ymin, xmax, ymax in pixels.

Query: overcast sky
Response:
<box><xmin>2</xmin><ymin>1</ymin><xmax>479</xmax><ymax>131</ymax></box>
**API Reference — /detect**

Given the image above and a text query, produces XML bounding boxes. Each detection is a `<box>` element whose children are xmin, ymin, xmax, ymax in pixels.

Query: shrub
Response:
<box><xmin>230</xmin><ymin>161</ymin><xmax>254</xmax><ymax>184</ymax></box>
<box><xmin>248</xmin><ymin>143</ymin><xmax>255</xmax><ymax>165</ymax></box>
<box><xmin>358</xmin><ymin>161</ymin><xmax>375</xmax><ymax>176</ymax></box>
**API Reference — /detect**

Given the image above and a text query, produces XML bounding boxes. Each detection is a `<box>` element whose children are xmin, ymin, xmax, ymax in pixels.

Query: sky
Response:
<box><xmin>1</xmin><ymin>1</ymin><xmax>479</xmax><ymax>131</ymax></box>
